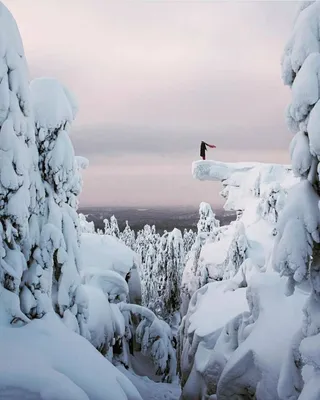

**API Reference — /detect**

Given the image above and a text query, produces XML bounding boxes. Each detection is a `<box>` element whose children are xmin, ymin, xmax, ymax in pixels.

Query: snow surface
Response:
<box><xmin>0</xmin><ymin>312</ymin><xmax>142</xmax><ymax>400</ymax></box>
<box><xmin>188</xmin><ymin>281</ymin><xmax>248</xmax><ymax>338</ymax></box>
<box><xmin>119</xmin><ymin>366</ymin><xmax>181</xmax><ymax>400</ymax></box>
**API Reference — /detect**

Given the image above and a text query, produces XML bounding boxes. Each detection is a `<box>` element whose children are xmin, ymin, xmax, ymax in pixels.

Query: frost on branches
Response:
<box><xmin>273</xmin><ymin>2</ymin><xmax>320</xmax><ymax>398</ymax></box>
<box><xmin>30</xmin><ymin>78</ymin><xmax>89</xmax><ymax>338</ymax></box>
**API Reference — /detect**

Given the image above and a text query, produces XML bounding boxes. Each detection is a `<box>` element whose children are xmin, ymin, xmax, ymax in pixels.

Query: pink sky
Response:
<box><xmin>6</xmin><ymin>0</ymin><xmax>296</xmax><ymax>207</ymax></box>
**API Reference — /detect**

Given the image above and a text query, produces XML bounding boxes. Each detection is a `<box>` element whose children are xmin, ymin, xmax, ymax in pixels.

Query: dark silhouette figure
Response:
<box><xmin>200</xmin><ymin>141</ymin><xmax>216</xmax><ymax>160</ymax></box>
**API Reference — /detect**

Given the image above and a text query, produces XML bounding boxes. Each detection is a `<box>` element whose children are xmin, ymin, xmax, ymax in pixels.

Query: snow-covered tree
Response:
<box><xmin>29</xmin><ymin>78</ymin><xmax>89</xmax><ymax>338</ymax></box>
<box><xmin>79</xmin><ymin>213</ymin><xmax>95</xmax><ymax>234</ymax></box>
<box><xmin>0</xmin><ymin>4</ymin><xmax>45</xmax><ymax>325</ymax></box>
<box><xmin>118</xmin><ymin>302</ymin><xmax>177</xmax><ymax>383</ymax></box>
<box><xmin>110</xmin><ymin>215</ymin><xmax>120</xmax><ymax>238</ymax></box>
<box><xmin>142</xmin><ymin>242</ymin><xmax>157</xmax><ymax>308</ymax></box>
<box><xmin>103</xmin><ymin>218</ymin><xmax>112</xmax><ymax>236</ymax></box>
<box><xmin>135</xmin><ymin>224</ymin><xmax>160</xmax><ymax>307</ymax></box>
<box><xmin>119</xmin><ymin>221</ymin><xmax>135</xmax><ymax>250</ymax></box>
<box><xmin>183</xmin><ymin>229</ymin><xmax>196</xmax><ymax>255</ymax></box>
<box><xmin>223</xmin><ymin>222</ymin><xmax>248</xmax><ymax>279</ymax></box>
<box><xmin>180</xmin><ymin>204</ymin><xmax>222</xmax><ymax>314</ymax></box>
<box><xmin>152</xmin><ymin>229</ymin><xmax>184</xmax><ymax>326</ymax></box>
<box><xmin>257</xmin><ymin>182</ymin><xmax>286</xmax><ymax>224</ymax></box>
<box><xmin>274</xmin><ymin>2</ymin><xmax>320</xmax><ymax>398</ymax></box>
<box><xmin>197</xmin><ymin>202</ymin><xmax>220</xmax><ymax>237</ymax></box>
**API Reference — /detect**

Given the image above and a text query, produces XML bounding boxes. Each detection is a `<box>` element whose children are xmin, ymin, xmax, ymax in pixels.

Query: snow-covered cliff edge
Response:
<box><xmin>179</xmin><ymin>159</ymin><xmax>304</xmax><ymax>400</ymax></box>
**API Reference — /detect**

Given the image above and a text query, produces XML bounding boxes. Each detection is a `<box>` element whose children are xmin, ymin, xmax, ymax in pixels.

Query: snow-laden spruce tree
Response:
<box><xmin>110</xmin><ymin>215</ymin><xmax>120</xmax><ymax>238</ymax></box>
<box><xmin>0</xmin><ymin>3</ymin><xmax>46</xmax><ymax>324</ymax></box>
<box><xmin>142</xmin><ymin>242</ymin><xmax>158</xmax><ymax>309</ymax></box>
<box><xmin>151</xmin><ymin>229</ymin><xmax>184</xmax><ymax>327</ymax></box>
<box><xmin>180</xmin><ymin>203</ymin><xmax>221</xmax><ymax>316</ymax></box>
<box><xmin>30</xmin><ymin>78</ymin><xmax>89</xmax><ymax>338</ymax></box>
<box><xmin>103</xmin><ymin>218</ymin><xmax>112</xmax><ymax>235</ymax></box>
<box><xmin>183</xmin><ymin>229</ymin><xmax>196</xmax><ymax>255</ymax></box>
<box><xmin>223</xmin><ymin>221</ymin><xmax>248</xmax><ymax>279</ymax></box>
<box><xmin>135</xmin><ymin>224</ymin><xmax>161</xmax><ymax>307</ymax></box>
<box><xmin>119</xmin><ymin>221</ymin><xmax>135</xmax><ymax>250</ymax></box>
<box><xmin>257</xmin><ymin>182</ymin><xmax>286</xmax><ymax>225</ymax></box>
<box><xmin>79</xmin><ymin>213</ymin><xmax>95</xmax><ymax>234</ymax></box>
<box><xmin>274</xmin><ymin>2</ymin><xmax>320</xmax><ymax>398</ymax></box>
<box><xmin>197</xmin><ymin>202</ymin><xmax>220</xmax><ymax>238</ymax></box>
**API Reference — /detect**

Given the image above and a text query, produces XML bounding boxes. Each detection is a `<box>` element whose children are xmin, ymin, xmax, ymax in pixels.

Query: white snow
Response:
<box><xmin>30</xmin><ymin>78</ymin><xmax>77</xmax><ymax>131</ymax></box>
<box><xmin>119</xmin><ymin>366</ymin><xmax>181</xmax><ymax>400</ymax></box>
<box><xmin>0</xmin><ymin>312</ymin><xmax>142</xmax><ymax>400</ymax></box>
<box><xmin>81</xmin><ymin>233</ymin><xmax>138</xmax><ymax>278</ymax></box>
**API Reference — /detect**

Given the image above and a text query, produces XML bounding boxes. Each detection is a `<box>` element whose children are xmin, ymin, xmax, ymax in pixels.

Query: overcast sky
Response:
<box><xmin>6</xmin><ymin>0</ymin><xmax>297</xmax><ymax>208</ymax></box>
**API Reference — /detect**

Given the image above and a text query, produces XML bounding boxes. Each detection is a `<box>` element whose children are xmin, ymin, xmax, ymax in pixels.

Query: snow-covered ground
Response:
<box><xmin>119</xmin><ymin>366</ymin><xmax>181</xmax><ymax>400</ymax></box>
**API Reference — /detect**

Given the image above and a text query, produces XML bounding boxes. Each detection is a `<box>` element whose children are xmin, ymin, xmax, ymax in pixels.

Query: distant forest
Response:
<box><xmin>79</xmin><ymin>206</ymin><xmax>236</xmax><ymax>234</ymax></box>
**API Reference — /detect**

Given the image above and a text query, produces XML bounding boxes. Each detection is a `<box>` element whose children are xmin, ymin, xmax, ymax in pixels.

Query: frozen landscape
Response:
<box><xmin>2</xmin><ymin>1</ymin><xmax>320</xmax><ymax>399</ymax></box>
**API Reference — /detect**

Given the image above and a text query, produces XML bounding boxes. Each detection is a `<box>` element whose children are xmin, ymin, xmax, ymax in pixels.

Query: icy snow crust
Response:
<box><xmin>179</xmin><ymin>159</ymin><xmax>305</xmax><ymax>399</ymax></box>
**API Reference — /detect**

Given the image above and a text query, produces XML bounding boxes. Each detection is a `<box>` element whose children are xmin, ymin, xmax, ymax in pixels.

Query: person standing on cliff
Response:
<box><xmin>200</xmin><ymin>141</ymin><xmax>216</xmax><ymax>160</ymax></box>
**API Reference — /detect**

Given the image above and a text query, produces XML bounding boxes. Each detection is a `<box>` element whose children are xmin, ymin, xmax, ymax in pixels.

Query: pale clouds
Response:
<box><xmin>5</xmin><ymin>0</ymin><xmax>297</xmax><ymax>206</ymax></box>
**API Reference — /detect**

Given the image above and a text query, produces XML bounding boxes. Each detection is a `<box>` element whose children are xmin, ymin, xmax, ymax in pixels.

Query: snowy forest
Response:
<box><xmin>2</xmin><ymin>1</ymin><xmax>320</xmax><ymax>400</ymax></box>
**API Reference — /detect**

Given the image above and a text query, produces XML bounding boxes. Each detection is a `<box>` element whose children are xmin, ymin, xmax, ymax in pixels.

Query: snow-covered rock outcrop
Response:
<box><xmin>179</xmin><ymin>159</ymin><xmax>303</xmax><ymax>400</ymax></box>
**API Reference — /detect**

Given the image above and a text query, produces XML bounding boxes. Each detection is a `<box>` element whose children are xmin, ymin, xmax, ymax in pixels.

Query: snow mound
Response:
<box><xmin>0</xmin><ymin>313</ymin><xmax>141</xmax><ymax>400</ymax></box>
<box><xmin>81</xmin><ymin>233</ymin><xmax>138</xmax><ymax>278</ymax></box>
